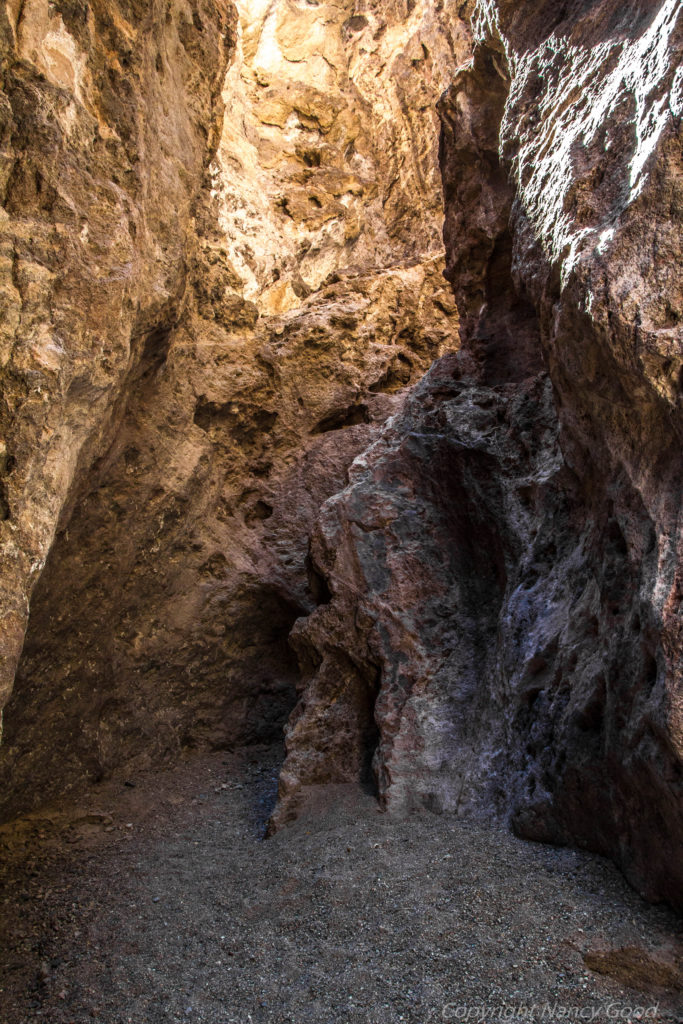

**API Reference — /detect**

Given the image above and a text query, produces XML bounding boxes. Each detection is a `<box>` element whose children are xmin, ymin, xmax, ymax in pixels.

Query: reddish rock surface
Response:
<box><xmin>273</xmin><ymin>0</ymin><xmax>683</xmax><ymax>910</ymax></box>
<box><xmin>0</xmin><ymin>0</ymin><xmax>236</xmax><ymax>715</ymax></box>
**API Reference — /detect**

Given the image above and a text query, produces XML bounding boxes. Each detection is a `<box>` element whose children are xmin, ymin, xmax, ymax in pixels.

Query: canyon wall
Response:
<box><xmin>0</xmin><ymin>0</ymin><xmax>237</xmax><ymax>795</ymax></box>
<box><xmin>1</xmin><ymin>0</ymin><xmax>681</xmax><ymax>911</ymax></box>
<box><xmin>273</xmin><ymin>0</ymin><xmax>683</xmax><ymax>910</ymax></box>
<box><xmin>0</xmin><ymin>0</ymin><xmax>235</xmax><ymax>712</ymax></box>
<box><xmin>0</xmin><ymin>1</ymin><xmax>465</xmax><ymax>817</ymax></box>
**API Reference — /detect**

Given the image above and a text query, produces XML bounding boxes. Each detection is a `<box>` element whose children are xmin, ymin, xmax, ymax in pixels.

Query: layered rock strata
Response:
<box><xmin>274</xmin><ymin>0</ymin><xmax>683</xmax><ymax>910</ymax></box>
<box><xmin>0</xmin><ymin>1</ymin><xmax>465</xmax><ymax>817</ymax></box>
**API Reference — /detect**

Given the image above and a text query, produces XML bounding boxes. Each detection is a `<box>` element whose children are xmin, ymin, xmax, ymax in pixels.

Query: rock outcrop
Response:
<box><xmin>0</xmin><ymin>1</ymin><xmax>465</xmax><ymax>817</ymax></box>
<box><xmin>273</xmin><ymin>0</ymin><xmax>683</xmax><ymax>910</ymax></box>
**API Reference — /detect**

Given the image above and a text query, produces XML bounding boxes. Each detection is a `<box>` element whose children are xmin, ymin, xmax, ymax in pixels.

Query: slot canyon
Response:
<box><xmin>0</xmin><ymin>0</ymin><xmax>681</xmax><ymax>1021</ymax></box>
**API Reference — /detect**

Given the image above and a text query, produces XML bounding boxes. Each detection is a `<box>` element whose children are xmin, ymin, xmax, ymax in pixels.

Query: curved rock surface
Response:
<box><xmin>273</xmin><ymin>0</ymin><xmax>683</xmax><ymax>910</ymax></box>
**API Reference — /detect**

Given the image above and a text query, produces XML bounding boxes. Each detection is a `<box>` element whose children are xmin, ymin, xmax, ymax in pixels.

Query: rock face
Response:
<box><xmin>0</xmin><ymin>0</ymin><xmax>236</xmax><ymax>712</ymax></box>
<box><xmin>1</xmin><ymin>0</ymin><xmax>680</xmax><ymax>913</ymax></box>
<box><xmin>0</xmin><ymin>1</ymin><xmax>465</xmax><ymax>817</ymax></box>
<box><xmin>273</xmin><ymin>0</ymin><xmax>683</xmax><ymax>910</ymax></box>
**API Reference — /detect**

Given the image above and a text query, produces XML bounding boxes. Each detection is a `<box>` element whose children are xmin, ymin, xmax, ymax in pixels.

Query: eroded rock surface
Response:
<box><xmin>0</xmin><ymin>1</ymin><xmax>464</xmax><ymax>817</ymax></box>
<box><xmin>2</xmin><ymin>0</ymin><xmax>680</xmax><ymax>913</ymax></box>
<box><xmin>274</xmin><ymin>0</ymin><xmax>683</xmax><ymax>909</ymax></box>
<box><xmin>0</xmin><ymin>0</ymin><xmax>236</xmax><ymax>713</ymax></box>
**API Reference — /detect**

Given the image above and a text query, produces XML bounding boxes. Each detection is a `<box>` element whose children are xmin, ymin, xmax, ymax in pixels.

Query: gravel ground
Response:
<box><xmin>0</xmin><ymin>745</ymin><xmax>681</xmax><ymax>1024</ymax></box>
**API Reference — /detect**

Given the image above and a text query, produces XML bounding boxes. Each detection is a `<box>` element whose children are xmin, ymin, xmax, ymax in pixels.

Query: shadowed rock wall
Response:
<box><xmin>273</xmin><ymin>0</ymin><xmax>683</xmax><ymax>910</ymax></box>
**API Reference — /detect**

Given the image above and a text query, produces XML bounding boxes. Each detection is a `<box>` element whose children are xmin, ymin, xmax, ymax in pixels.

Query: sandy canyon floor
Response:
<box><xmin>0</xmin><ymin>747</ymin><xmax>681</xmax><ymax>1024</ymax></box>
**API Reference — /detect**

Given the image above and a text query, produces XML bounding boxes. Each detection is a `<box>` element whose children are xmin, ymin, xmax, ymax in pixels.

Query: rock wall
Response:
<box><xmin>2</xmin><ymin>0</ymin><xmax>680</xmax><ymax>912</ymax></box>
<box><xmin>0</xmin><ymin>0</ymin><xmax>236</xmax><ymax>713</ymax></box>
<box><xmin>0</xmin><ymin>1</ymin><xmax>465</xmax><ymax>817</ymax></box>
<box><xmin>274</xmin><ymin>0</ymin><xmax>683</xmax><ymax>910</ymax></box>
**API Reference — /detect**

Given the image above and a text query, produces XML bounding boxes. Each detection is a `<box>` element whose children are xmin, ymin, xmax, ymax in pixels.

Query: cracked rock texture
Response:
<box><xmin>0</xmin><ymin>0</ymin><xmax>464</xmax><ymax>818</ymax></box>
<box><xmin>274</xmin><ymin>0</ymin><xmax>683</xmax><ymax>910</ymax></box>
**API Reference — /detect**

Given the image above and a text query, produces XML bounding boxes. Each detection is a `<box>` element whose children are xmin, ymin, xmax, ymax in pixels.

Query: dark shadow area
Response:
<box><xmin>502</xmin><ymin>0</ymin><xmax>663</xmax><ymax>53</ymax></box>
<box><xmin>0</xmin><ymin>310</ymin><xmax>302</xmax><ymax>825</ymax></box>
<box><xmin>310</xmin><ymin>403</ymin><xmax>370</xmax><ymax>435</ymax></box>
